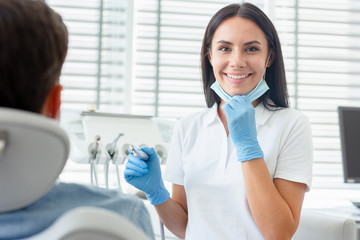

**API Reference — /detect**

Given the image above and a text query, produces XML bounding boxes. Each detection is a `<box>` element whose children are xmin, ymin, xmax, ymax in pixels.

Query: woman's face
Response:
<box><xmin>209</xmin><ymin>16</ymin><xmax>271</xmax><ymax>97</ymax></box>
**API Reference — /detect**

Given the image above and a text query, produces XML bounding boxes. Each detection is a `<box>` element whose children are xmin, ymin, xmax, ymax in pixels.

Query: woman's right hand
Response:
<box><xmin>124</xmin><ymin>146</ymin><xmax>170</xmax><ymax>205</ymax></box>
<box><xmin>222</xmin><ymin>95</ymin><xmax>264</xmax><ymax>162</ymax></box>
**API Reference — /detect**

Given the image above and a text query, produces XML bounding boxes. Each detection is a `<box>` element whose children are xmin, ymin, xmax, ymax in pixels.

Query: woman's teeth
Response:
<box><xmin>227</xmin><ymin>73</ymin><xmax>249</xmax><ymax>79</ymax></box>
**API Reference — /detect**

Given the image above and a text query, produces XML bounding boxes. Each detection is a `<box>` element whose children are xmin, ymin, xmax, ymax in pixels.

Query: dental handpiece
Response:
<box><xmin>108</xmin><ymin>133</ymin><xmax>124</xmax><ymax>156</ymax></box>
<box><xmin>129</xmin><ymin>145</ymin><xmax>149</xmax><ymax>161</ymax></box>
<box><xmin>90</xmin><ymin>135</ymin><xmax>101</xmax><ymax>159</ymax></box>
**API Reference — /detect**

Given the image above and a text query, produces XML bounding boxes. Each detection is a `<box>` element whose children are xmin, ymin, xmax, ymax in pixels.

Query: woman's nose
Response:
<box><xmin>230</xmin><ymin>51</ymin><xmax>246</xmax><ymax>68</ymax></box>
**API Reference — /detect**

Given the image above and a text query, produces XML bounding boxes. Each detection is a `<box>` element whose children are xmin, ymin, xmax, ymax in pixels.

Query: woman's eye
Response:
<box><xmin>245</xmin><ymin>46</ymin><xmax>259</xmax><ymax>52</ymax></box>
<box><xmin>219</xmin><ymin>46</ymin><xmax>230</xmax><ymax>52</ymax></box>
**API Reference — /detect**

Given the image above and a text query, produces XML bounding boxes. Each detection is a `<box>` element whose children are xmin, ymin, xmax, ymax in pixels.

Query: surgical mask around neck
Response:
<box><xmin>210</xmin><ymin>79</ymin><xmax>269</xmax><ymax>103</ymax></box>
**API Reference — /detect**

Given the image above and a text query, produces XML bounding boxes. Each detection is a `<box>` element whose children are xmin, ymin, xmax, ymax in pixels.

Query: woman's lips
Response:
<box><xmin>224</xmin><ymin>72</ymin><xmax>251</xmax><ymax>83</ymax></box>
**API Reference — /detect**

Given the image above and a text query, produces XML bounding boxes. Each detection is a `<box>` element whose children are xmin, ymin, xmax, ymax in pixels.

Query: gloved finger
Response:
<box><xmin>232</xmin><ymin>95</ymin><xmax>255</xmax><ymax>115</ymax></box>
<box><xmin>124</xmin><ymin>168</ymin><xmax>144</xmax><ymax>178</ymax></box>
<box><xmin>124</xmin><ymin>165</ymin><xmax>147</xmax><ymax>177</ymax></box>
<box><xmin>124</xmin><ymin>174</ymin><xmax>133</xmax><ymax>182</ymax></box>
<box><xmin>221</xmin><ymin>101</ymin><xmax>233</xmax><ymax>112</ymax></box>
<box><xmin>127</xmin><ymin>154</ymin><xmax>147</xmax><ymax>168</ymax></box>
<box><xmin>221</xmin><ymin>97</ymin><xmax>243</xmax><ymax>112</ymax></box>
<box><xmin>125</xmin><ymin>160</ymin><xmax>148</xmax><ymax>175</ymax></box>
<box><xmin>222</xmin><ymin>102</ymin><xmax>239</xmax><ymax>118</ymax></box>
<box><xmin>228</xmin><ymin>95</ymin><xmax>249</xmax><ymax>108</ymax></box>
<box><xmin>141</xmin><ymin>146</ymin><xmax>156</xmax><ymax>156</ymax></box>
<box><xmin>223</xmin><ymin>96</ymin><xmax>253</xmax><ymax>118</ymax></box>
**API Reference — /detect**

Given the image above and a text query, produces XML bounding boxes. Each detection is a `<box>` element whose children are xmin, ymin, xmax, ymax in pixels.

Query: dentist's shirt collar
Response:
<box><xmin>203</xmin><ymin>101</ymin><xmax>273</xmax><ymax>126</ymax></box>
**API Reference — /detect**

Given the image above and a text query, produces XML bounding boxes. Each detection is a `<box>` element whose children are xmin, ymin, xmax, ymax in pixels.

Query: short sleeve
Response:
<box><xmin>163</xmin><ymin>120</ymin><xmax>185</xmax><ymax>185</ymax></box>
<box><xmin>274</xmin><ymin>113</ymin><xmax>313</xmax><ymax>191</ymax></box>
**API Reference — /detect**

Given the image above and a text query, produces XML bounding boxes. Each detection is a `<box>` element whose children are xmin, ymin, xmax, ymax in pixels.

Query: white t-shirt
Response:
<box><xmin>163</xmin><ymin>102</ymin><xmax>313</xmax><ymax>240</ymax></box>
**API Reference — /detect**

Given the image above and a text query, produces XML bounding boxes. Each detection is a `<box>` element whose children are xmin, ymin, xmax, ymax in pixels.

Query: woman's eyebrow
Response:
<box><xmin>216</xmin><ymin>40</ymin><xmax>232</xmax><ymax>45</ymax></box>
<box><xmin>244</xmin><ymin>40</ymin><xmax>261</xmax><ymax>46</ymax></box>
<box><xmin>215</xmin><ymin>40</ymin><xmax>262</xmax><ymax>46</ymax></box>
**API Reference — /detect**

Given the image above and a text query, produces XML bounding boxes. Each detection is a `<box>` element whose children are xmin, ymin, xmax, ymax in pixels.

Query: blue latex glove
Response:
<box><xmin>222</xmin><ymin>95</ymin><xmax>264</xmax><ymax>162</ymax></box>
<box><xmin>124</xmin><ymin>146</ymin><xmax>170</xmax><ymax>205</ymax></box>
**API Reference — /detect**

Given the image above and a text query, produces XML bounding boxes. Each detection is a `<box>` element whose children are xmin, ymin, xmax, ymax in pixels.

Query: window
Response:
<box><xmin>48</xmin><ymin>0</ymin><xmax>128</xmax><ymax>113</ymax></box>
<box><xmin>275</xmin><ymin>0</ymin><xmax>360</xmax><ymax>187</ymax></box>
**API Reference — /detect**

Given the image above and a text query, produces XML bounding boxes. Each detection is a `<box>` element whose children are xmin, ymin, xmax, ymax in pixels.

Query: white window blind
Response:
<box><xmin>275</xmin><ymin>0</ymin><xmax>360</xmax><ymax>187</ymax></box>
<box><xmin>47</xmin><ymin>0</ymin><xmax>128</xmax><ymax>113</ymax></box>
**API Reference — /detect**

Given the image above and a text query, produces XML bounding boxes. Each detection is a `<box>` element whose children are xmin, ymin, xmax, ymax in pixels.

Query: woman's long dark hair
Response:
<box><xmin>201</xmin><ymin>3</ymin><xmax>289</xmax><ymax>109</ymax></box>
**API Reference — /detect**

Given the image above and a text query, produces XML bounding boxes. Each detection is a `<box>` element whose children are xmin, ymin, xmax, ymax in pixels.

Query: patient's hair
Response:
<box><xmin>0</xmin><ymin>0</ymin><xmax>68</xmax><ymax>113</ymax></box>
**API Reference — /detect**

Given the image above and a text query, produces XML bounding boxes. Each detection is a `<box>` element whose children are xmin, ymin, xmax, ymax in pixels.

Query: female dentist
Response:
<box><xmin>124</xmin><ymin>3</ymin><xmax>313</xmax><ymax>240</ymax></box>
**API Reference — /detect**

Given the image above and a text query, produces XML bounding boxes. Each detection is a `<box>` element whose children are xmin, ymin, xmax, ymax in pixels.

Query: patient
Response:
<box><xmin>0</xmin><ymin>0</ymin><xmax>154</xmax><ymax>239</ymax></box>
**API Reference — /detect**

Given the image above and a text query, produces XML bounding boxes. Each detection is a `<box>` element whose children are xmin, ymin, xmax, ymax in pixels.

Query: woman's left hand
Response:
<box><xmin>222</xmin><ymin>95</ymin><xmax>263</xmax><ymax>162</ymax></box>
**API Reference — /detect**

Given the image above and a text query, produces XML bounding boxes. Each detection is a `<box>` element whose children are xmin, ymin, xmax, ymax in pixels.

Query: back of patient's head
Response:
<box><xmin>0</xmin><ymin>0</ymin><xmax>68</xmax><ymax>113</ymax></box>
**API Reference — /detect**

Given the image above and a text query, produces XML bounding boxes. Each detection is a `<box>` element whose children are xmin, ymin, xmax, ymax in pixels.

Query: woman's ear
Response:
<box><xmin>207</xmin><ymin>51</ymin><xmax>213</xmax><ymax>66</ymax></box>
<box><xmin>267</xmin><ymin>50</ymin><xmax>275</xmax><ymax>67</ymax></box>
<box><xmin>41</xmin><ymin>83</ymin><xmax>63</xmax><ymax>120</ymax></box>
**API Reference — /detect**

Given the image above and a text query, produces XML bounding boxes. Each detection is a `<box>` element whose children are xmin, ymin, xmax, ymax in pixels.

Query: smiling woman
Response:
<box><xmin>123</xmin><ymin>3</ymin><xmax>313</xmax><ymax>240</ymax></box>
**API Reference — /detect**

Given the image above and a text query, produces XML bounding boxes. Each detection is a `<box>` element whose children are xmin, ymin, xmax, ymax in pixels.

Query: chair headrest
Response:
<box><xmin>0</xmin><ymin>108</ymin><xmax>69</xmax><ymax>212</ymax></box>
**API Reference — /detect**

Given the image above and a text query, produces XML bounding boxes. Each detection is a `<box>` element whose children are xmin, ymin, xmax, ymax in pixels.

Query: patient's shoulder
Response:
<box><xmin>46</xmin><ymin>182</ymin><xmax>154</xmax><ymax>236</ymax></box>
<box><xmin>50</xmin><ymin>182</ymin><xmax>142</xmax><ymax>204</ymax></box>
<box><xmin>5</xmin><ymin>182</ymin><xmax>154</xmax><ymax>239</ymax></box>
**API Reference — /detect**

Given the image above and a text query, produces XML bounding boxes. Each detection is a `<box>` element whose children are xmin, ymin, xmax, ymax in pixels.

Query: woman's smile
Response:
<box><xmin>224</xmin><ymin>72</ymin><xmax>252</xmax><ymax>84</ymax></box>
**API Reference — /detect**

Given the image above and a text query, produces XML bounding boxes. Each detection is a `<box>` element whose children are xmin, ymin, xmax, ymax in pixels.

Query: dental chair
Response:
<box><xmin>293</xmin><ymin>209</ymin><xmax>357</xmax><ymax>240</ymax></box>
<box><xmin>0</xmin><ymin>107</ymin><xmax>150</xmax><ymax>240</ymax></box>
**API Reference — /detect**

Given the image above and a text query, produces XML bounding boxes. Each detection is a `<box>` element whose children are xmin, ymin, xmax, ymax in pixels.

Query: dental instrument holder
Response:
<box><xmin>88</xmin><ymin>135</ymin><xmax>101</xmax><ymax>158</ymax></box>
<box><xmin>79</xmin><ymin>112</ymin><xmax>174</xmax><ymax>166</ymax></box>
<box><xmin>78</xmin><ymin>112</ymin><xmax>175</xmax><ymax>192</ymax></box>
<box><xmin>88</xmin><ymin>135</ymin><xmax>101</xmax><ymax>186</ymax></box>
<box><xmin>87</xmin><ymin>133</ymin><xmax>126</xmax><ymax>189</ymax></box>
<box><xmin>104</xmin><ymin>133</ymin><xmax>124</xmax><ymax>190</ymax></box>
<box><xmin>106</xmin><ymin>133</ymin><xmax>124</xmax><ymax>164</ymax></box>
